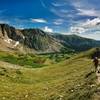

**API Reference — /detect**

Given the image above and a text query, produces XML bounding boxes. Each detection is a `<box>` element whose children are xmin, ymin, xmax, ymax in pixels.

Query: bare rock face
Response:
<box><xmin>0</xmin><ymin>24</ymin><xmax>25</xmax><ymax>52</ymax></box>
<box><xmin>21</xmin><ymin>29</ymin><xmax>63</xmax><ymax>52</ymax></box>
<box><xmin>0</xmin><ymin>24</ymin><xmax>63</xmax><ymax>53</ymax></box>
<box><xmin>0</xmin><ymin>24</ymin><xmax>24</xmax><ymax>41</ymax></box>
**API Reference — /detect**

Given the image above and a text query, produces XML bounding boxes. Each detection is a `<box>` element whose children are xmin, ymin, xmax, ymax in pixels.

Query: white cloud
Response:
<box><xmin>68</xmin><ymin>17</ymin><xmax>100</xmax><ymax>40</ymax></box>
<box><xmin>70</xmin><ymin>26</ymin><xmax>86</xmax><ymax>34</ymax></box>
<box><xmin>52</xmin><ymin>2</ymin><xmax>66</xmax><ymax>7</ymax></box>
<box><xmin>53</xmin><ymin>19</ymin><xmax>64</xmax><ymax>25</ymax></box>
<box><xmin>46</xmin><ymin>0</ymin><xmax>100</xmax><ymax>40</ymax></box>
<box><xmin>62</xmin><ymin>29</ymin><xmax>100</xmax><ymax>40</ymax></box>
<box><xmin>77</xmin><ymin>8</ymin><xmax>100</xmax><ymax>17</ymax></box>
<box><xmin>72</xmin><ymin>0</ymin><xmax>90</xmax><ymax>9</ymax></box>
<box><xmin>72</xmin><ymin>0</ymin><xmax>100</xmax><ymax>17</ymax></box>
<box><xmin>82</xmin><ymin>18</ymin><xmax>100</xmax><ymax>28</ymax></box>
<box><xmin>50</xmin><ymin>0</ymin><xmax>99</xmax><ymax>18</ymax></box>
<box><xmin>31</xmin><ymin>18</ymin><xmax>47</xmax><ymax>23</ymax></box>
<box><xmin>43</xmin><ymin>26</ymin><xmax>53</xmax><ymax>33</ymax></box>
<box><xmin>78</xmin><ymin>32</ymin><xmax>100</xmax><ymax>40</ymax></box>
<box><xmin>50</xmin><ymin>8</ymin><xmax>64</xmax><ymax>17</ymax></box>
<box><xmin>50</xmin><ymin>8</ymin><xmax>73</xmax><ymax>18</ymax></box>
<box><xmin>70</xmin><ymin>18</ymin><xmax>100</xmax><ymax>33</ymax></box>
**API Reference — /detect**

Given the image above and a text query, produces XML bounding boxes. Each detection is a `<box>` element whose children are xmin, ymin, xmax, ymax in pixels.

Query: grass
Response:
<box><xmin>0</xmin><ymin>51</ymin><xmax>74</xmax><ymax>68</ymax></box>
<box><xmin>0</xmin><ymin>49</ymin><xmax>99</xmax><ymax>100</ymax></box>
<box><xmin>0</xmin><ymin>51</ymin><xmax>46</xmax><ymax>68</ymax></box>
<box><xmin>38</xmin><ymin>52</ymin><xmax>75</xmax><ymax>62</ymax></box>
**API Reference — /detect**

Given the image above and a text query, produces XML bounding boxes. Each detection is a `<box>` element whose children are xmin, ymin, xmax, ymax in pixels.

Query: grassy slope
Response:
<box><xmin>0</xmin><ymin>51</ymin><xmax>74</xmax><ymax>67</ymax></box>
<box><xmin>0</xmin><ymin>51</ymin><xmax>48</xmax><ymax>68</ymax></box>
<box><xmin>0</xmin><ymin>49</ymin><xmax>99</xmax><ymax>100</ymax></box>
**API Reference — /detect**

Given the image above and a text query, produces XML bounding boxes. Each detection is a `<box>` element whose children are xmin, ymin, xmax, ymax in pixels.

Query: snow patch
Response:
<box><xmin>14</xmin><ymin>41</ymin><xmax>19</xmax><ymax>47</ymax></box>
<box><xmin>4</xmin><ymin>38</ymin><xmax>12</xmax><ymax>44</ymax></box>
<box><xmin>23</xmin><ymin>36</ymin><xmax>25</xmax><ymax>39</ymax></box>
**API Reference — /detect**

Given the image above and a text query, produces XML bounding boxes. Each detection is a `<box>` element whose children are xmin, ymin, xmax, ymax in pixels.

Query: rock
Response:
<box><xmin>2</xmin><ymin>97</ymin><xmax>6</xmax><ymax>99</ymax></box>
<box><xmin>25</xmin><ymin>94</ymin><xmax>28</xmax><ymax>98</ymax></box>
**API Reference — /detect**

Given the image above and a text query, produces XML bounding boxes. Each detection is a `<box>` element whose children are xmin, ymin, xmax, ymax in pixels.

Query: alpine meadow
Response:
<box><xmin>0</xmin><ymin>0</ymin><xmax>100</xmax><ymax>100</ymax></box>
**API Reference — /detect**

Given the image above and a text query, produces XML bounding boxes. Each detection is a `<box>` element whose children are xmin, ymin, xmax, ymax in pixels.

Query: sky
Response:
<box><xmin>0</xmin><ymin>0</ymin><xmax>100</xmax><ymax>40</ymax></box>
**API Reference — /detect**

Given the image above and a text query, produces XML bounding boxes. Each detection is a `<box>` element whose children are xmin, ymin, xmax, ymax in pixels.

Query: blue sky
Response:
<box><xmin>0</xmin><ymin>0</ymin><xmax>100</xmax><ymax>40</ymax></box>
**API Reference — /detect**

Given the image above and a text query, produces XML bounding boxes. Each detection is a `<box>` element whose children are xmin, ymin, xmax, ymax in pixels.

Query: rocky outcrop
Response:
<box><xmin>0</xmin><ymin>24</ymin><xmax>24</xmax><ymax>41</ymax></box>
<box><xmin>0</xmin><ymin>24</ymin><xmax>64</xmax><ymax>53</ymax></box>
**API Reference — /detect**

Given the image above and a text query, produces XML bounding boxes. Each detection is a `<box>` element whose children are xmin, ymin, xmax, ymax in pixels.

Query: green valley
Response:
<box><xmin>0</xmin><ymin>48</ymin><xmax>99</xmax><ymax>100</ymax></box>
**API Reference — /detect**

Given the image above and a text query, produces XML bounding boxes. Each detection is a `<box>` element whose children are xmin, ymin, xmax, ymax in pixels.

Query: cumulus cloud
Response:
<box><xmin>43</xmin><ymin>26</ymin><xmax>53</xmax><ymax>32</ymax></box>
<box><xmin>31</xmin><ymin>18</ymin><xmax>47</xmax><ymax>23</ymax></box>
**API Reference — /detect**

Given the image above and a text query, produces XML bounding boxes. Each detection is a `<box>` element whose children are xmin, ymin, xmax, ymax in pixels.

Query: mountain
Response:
<box><xmin>21</xmin><ymin>29</ymin><xmax>64</xmax><ymax>53</ymax></box>
<box><xmin>0</xmin><ymin>24</ymin><xmax>25</xmax><ymax>52</ymax></box>
<box><xmin>53</xmin><ymin>34</ymin><xmax>100</xmax><ymax>51</ymax></box>
<box><xmin>0</xmin><ymin>24</ymin><xmax>64</xmax><ymax>53</ymax></box>
<box><xmin>0</xmin><ymin>24</ymin><xmax>100</xmax><ymax>53</ymax></box>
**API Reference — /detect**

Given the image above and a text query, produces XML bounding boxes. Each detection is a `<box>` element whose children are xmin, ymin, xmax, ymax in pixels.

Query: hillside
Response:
<box><xmin>0</xmin><ymin>48</ymin><xmax>99</xmax><ymax>100</ymax></box>
<box><xmin>0</xmin><ymin>24</ymin><xmax>64</xmax><ymax>53</ymax></box>
<box><xmin>53</xmin><ymin>34</ymin><xmax>100</xmax><ymax>51</ymax></box>
<box><xmin>21</xmin><ymin>29</ymin><xmax>64</xmax><ymax>53</ymax></box>
<box><xmin>0</xmin><ymin>24</ymin><xmax>100</xmax><ymax>54</ymax></box>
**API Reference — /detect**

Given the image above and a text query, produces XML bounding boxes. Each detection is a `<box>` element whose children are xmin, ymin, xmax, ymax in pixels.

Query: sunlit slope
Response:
<box><xmin>0</xmin><ymin>49</ymin><xmax>98</xmax><ymax>100</ymax></box>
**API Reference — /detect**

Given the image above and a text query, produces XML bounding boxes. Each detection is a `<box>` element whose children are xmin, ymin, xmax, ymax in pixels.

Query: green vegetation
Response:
<box><xmin>0</xmin><ymin>51</ymin><xmax>74</xmax><ymax>68</ymax></box>
<box><xmin>0</xmin><ymin>48</ymin><xmax>99</xmax><ymax>100</ymax></box>
<box><xmin>39</xmin><ymin>52</ymin><xmax>75</xmax><ymax>62</ymax></box>
<box><xmin>54</xmin><ymin>34</ymin><xmax>100</xmax><ymax>51</ymax></box>
<box><xmin>0</xmin><ymin>51</ymin><xmax>46</xmax><ymax>68</ymax></box>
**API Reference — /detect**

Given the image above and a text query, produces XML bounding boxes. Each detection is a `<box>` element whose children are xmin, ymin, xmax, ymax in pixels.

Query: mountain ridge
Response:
<box><xmin>0</xmin><ymin>23</ymin><xmax>100</xmax><ymax>53</ymax></box>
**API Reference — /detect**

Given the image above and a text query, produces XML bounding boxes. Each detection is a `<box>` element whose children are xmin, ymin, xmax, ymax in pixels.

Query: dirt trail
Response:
<box><xmin>96</xmin><ymin>71</ymin><xmax>100</xmax><ymax>84</ymax></box>
<box><xmin>96</xmin><ymin>64</ymin><xmax>100</xmax><ymax>84</ymax></box>
<box><xmin>92</xmin><ymin>68</ymin><xmax>100</xmax><ymax>100</ymax></box>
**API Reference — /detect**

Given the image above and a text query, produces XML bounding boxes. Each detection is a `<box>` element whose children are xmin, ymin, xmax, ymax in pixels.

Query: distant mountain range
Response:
<box><xmin>0</xmin><ymin>24</ymin><xmax>100</xmax><ymax>53</ymax></box>
<box><xmin>53</xmin><ymin>34</ymin><xmax>100</xmax><ymax>51</ymax></box>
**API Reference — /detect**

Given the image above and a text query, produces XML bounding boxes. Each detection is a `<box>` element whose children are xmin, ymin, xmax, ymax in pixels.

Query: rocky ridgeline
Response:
<box><xmin>0</xmin><ymin>24</ymin><xmax>63</xmax><ymax>53</ymax></box>
<box><xmin>0</xmin><ymin>24</ymin><xmax>100</xmax><ymax>53</ymax></box>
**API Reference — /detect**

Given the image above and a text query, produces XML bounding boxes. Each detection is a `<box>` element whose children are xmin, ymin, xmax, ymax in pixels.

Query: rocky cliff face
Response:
<box><xmin>0</xmin><ymin>24</ymin><xmax>24</xmax><ymax>40</ymax></box>
<box><xmin>21</xmin><ymin>29</ymin><xmax>63</xmax><ymax>52</ymax></box>
<box><xmin>0</xmin><ymin>24</ymin><xmax>25</xmax><ymax>52</ymax></box>
<box><xmin>0</xmin><ymin>24</ymin><xmax>63</xmax><ymax>53</ymax></box>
